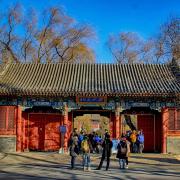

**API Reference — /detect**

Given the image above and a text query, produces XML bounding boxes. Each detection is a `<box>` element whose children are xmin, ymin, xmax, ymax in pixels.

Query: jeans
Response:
<box><xmin>119</xmin><ymin>159</ymin><xmax>126</xmax><ymax>168</ymax></box>
<box><xmin>119</xmin><ymin>157</ymin><xmax>128</xmax><ymax>165</ymax></box>
<box><xmin>82</xmin><ymin>154</ymin><xmax>91</xmax><ymax>168</ymax></box>
<box><xmin>138</xmin><ymin>143</ymin><xmax>144</xmax><ymax>153</ymax></box>
<box><xmin>131</xmin><ymin>142</ymin><xmax>138</xmax><ymax>153</ymax></box>
<box><xmin>119</xmin><ymin>157</ymin><xmax>128</xmax><ymax>168</ymax></box>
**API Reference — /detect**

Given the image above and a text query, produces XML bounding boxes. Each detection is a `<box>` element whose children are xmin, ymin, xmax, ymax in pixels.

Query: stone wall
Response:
<box><xmin>167</xmin><ymin>136</ymin><xmax>180</xmax><ymax>154</ymax></box>
<box><xmin>0</xmin><ymin>136</ymin><xmax>16</xmax><ymax>152</ymax></box>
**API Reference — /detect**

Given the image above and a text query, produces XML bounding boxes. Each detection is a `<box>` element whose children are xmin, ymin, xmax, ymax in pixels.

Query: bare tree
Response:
<box><xmin>0</xmin><ymin>4</ymin><xmax>95</xmax><ymax>63</ymax></box>
<box><xmin>107</xmin><ymin>32</ymin><xmax>147</xmax><ymax>63</ymax></box>
<box><xmin>0</xmin><ymin>3</ymin><xmax>22</xmax><ymax>63</ymax></box>
<box><xmin>107</xmin><ymin>16</ymin><xmax>180</xmax><ymax>64</ymax></box>
<box><xmin>155</xmin><ymin>16</ymin><xmax>180</xmax><ymax>64</ymax></box>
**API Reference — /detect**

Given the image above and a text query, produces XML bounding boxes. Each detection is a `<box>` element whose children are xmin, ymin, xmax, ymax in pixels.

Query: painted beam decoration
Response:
<box><xmin>0</xmin><ymin>96</ymin><xmax>177</xmax><ymax>110</ymax></box>
<box><xmin>0</xmin><ymin>97</ymin><xmax>64</xmax><ymax>109</ymax></box>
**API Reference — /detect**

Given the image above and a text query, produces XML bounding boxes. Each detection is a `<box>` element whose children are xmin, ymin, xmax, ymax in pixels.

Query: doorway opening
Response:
<box><xmin>72</xmin><ymin>108</ymin><xmax>111</xmax><ymax>137</ymax></box>
<box><xmin>121</xmin><ymin>107</ymin><xmax>161</xmax><ymax>152</ymax></box>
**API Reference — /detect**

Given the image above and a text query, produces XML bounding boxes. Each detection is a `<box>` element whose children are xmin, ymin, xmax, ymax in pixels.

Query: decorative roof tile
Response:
<box><xmin>0</xmin><ymin>63</ymin><xmax>179</xmax><ymax>97</ymax></box>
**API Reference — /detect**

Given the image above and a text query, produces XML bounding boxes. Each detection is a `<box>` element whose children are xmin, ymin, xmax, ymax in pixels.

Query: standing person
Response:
<box><xmin>96</xmin><ymin>134</ymin><xmax>113</xmax><ymax>171</ymax></box>
<box><xmin>130</xmin><ymin>130</ymin><xmax>137</xmax><ymax>153</ymax></box>
<box><xmin>116</xmin><ymin>136</ymin><xmax>130</xmax><ymax>169</ymax></box>
<box><xmin>81</xmin><ymin>135</ymin><xmax>91</xmax><ymax>171</ymax></box>
<box><xmin>69</xmin><ymin>135</ymin><xmax>79</xmax><ymax>169</ymax></box>
<box><xmin>93</xmin><ymin>133</ymin><xmax>102</xmax><ymax>153</ymax></box>
<box><xmin>90</xmin><ymin>131</ymin><xmax>96</xmax><ymax>153</ymax></box>
<box><xmin>69</xmin><ymin>128</ymin><xmax>78</xmax><ymax>144</ymax></box>
<box><xmin>137</xmin><ymin>129</ymin><xmax>144</xmax><ymax>153</ymax></box>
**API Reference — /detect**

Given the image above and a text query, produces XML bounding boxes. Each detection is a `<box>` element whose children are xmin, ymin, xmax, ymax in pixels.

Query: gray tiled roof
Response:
<box><xmin>0</xmin><ymin>63</ymin><xmax>179</xmax><ymax>97</ymax></box>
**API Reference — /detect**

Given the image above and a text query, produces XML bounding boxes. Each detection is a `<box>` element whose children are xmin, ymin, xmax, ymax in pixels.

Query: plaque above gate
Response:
<box><xmin>76</xmin><ymin>96</ymin><xmax>107</xmax><ymax>105</ymax></box>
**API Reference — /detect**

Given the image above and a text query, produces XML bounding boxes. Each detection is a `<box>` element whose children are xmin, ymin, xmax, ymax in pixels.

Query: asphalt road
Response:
<box><xmin>0</xmin><ymin>152</ymin><xmax>180</xmax><ymax>180</ymax></box>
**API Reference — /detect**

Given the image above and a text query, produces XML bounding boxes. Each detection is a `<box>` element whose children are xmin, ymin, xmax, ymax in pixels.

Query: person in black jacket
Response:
<box><xmin>69</xmin><ymin>135</ymin><xmax>79</xmax><ymax>169</ymax></box>
<box><xmin>96</xmin><ymin>133</ymin><xmax>113</xmax><ymax>171</ymax></box>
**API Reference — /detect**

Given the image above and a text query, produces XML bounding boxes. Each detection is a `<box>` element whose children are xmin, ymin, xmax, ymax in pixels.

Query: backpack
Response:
<box><xmin>119</xmin><ymin>141</ymin><xmax>127</xmax><ymax>155</ymax></box>
<box><xmin>81</xmin><ymin>140</ymin><xmax>89</xmax><ymax>153</ymax></box>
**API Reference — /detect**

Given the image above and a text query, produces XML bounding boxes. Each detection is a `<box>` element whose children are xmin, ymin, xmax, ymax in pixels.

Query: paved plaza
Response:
<box><xmin>0</xmin><ymin>152</ymin><xmax>180</xmax><ymax>180</ymax></box>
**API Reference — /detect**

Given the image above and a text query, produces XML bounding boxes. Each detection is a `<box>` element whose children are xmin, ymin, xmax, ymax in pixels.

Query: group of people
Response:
<box><xmin>68</xmin><ymin>128</ymin><xmax>136</xmax><ymax>171</ymax></box>
<box><xmin>123</xmin><ymin>129</ymin><xmax>145</xmax><ymax>153</ymax></box>
<box><xmin>68</xmin><ymin>129</ymin><xmax>112</xmax><ymax>171</ymax></box>
<box><xmin>84</xmin><ymin>131</ymin><xmax>103</xmax><ymax>154</ymax></box>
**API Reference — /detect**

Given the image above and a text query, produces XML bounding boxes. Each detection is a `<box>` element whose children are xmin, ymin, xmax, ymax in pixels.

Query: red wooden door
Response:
<box><xmin>44</xmin><ymin>114</ymin><xmax>62</xmax><ymax>151</ymax></box>
<box><xmin>29</xmin><ymin>113</ymin><xmax>61</xmax><ymax>151</ymax></box>
<box><xmin>137</xmin><ymin>115</ymin><xmax>155</xmax><ymax>152</ymax></box>
<box><xmin>29</xmin><ymin>114</ymin><xmax>45</xmax><ymax>151</ymax></box>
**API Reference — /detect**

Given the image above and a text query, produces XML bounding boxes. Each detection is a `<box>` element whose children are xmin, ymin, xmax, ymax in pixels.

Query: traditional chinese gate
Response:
<box><xmin>28</xmin><ymin>113</ymin><xmax>62</xmax><ymax>151</ymax></box>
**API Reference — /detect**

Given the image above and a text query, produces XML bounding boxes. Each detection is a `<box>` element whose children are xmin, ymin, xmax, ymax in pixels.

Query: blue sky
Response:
<box><xmin>0</xmin><ymin>0</ymin><xmax>180</xmax><ymax>63</ymax></box>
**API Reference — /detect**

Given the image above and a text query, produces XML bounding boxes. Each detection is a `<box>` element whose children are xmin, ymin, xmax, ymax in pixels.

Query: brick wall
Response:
<box><xmin>167</xmin><ymin>136</ymin><xmax>180</xmax><ymax>154</ymax></box>
<box><xmin>0</xmin><ymin>106</ymin><xmax>17</xmax><ymax>152</ymax></box>
<box><xmin>0</xmin><ymin>136</ymin><xmax>16</xmax><ymax>152</ymax></box>
<box><xmin>167</xmin><ymin>108</ymin><xmax>180</xmax><ymax>154</ymax></box>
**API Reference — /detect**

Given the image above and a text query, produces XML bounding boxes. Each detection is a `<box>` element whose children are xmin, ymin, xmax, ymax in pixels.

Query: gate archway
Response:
<box><xmin>121</xmin><ymin>107</ymin><xmax>161</xmax><ymax>152</ymax></box>
<box><xmin>72</xmin><ymin>107</ymin><xmax>112</xmax><ymax>137</ymax></box>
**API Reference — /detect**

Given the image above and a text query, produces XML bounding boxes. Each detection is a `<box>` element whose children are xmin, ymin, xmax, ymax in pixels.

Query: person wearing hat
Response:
<box><xmin>96</xmin><ymin>133</ymin><xmax>113</xmax><ymax>171</ymax></box>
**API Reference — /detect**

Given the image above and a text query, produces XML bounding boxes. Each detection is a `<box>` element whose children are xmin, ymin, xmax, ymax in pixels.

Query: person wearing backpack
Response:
<box><xmin>81</xmin><ymin>135</ymin><xmax>91</xmax><ymax>171</ymax></box>
<box><xmin>137</xmin><ymin>130</ymin><xmax>144</xmax><ymax>153</ymax></box>
<box><xmin>116</xmin><ymin>136</ymin><xmax>130</xmax><ymax>169</ymax></box>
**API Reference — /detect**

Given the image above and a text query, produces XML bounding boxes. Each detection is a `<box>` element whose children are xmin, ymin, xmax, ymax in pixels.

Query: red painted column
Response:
<box><xmin>175</xmin><ymin>109</ymin><xmax>177</xmax><ymax>130</ymax></box>
<box><xmin>119</xmin><ymin>114</ymin><xmax>122</xmax><ymax>137</ymax></box>
<box><xmin>109</xmin><ymin>112</ymin><xmax>115</xmax><ymax>138</ymax></box>
<box><xmin>22</xmin><ymin>112</ymin><xmax>27</xmax><ymax>151</ymax></box>
<box><xmin>63</xmin><ymin>103</ymin><xmax>68</xmax><ymax>151</ymax></box>
<box><xmin>161</xmin><ymin>107</ymin><xmax>168</xmax><ymax>153</ymax></box>
<box><xmin>16</xmin><ymin>106</ymin><xmax>22</xmax><ymax>152</ymax></box>
<box><xmin>115</xmin><ymin>107</ymin><xmax>120</xmax><ymax>139</ymax></box>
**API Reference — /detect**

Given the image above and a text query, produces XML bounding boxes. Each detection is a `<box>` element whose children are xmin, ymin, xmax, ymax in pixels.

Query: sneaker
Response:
<box><xmin>83</xmin><ymin>166</ymin><xmax>86</xmax><ymax>171</ymax></box>
<box><xmin>87</xmin><ymin>167</ymin><xmax>91</xmax><ymax>171</ymax></box>
<box><xmin>125</xmin><ymin>165</ymin><xmax>128</xmax><ymax>169</ymax></box>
